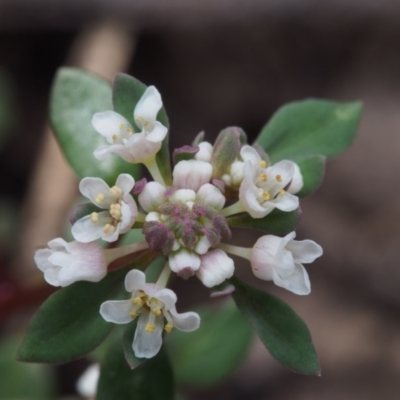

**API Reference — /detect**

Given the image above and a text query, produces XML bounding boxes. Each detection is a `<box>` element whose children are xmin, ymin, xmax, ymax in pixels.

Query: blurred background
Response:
<box><xmin>1</xmin><ymin>0</ymin><xmax>400</xmax><ymax>399</ymax></box>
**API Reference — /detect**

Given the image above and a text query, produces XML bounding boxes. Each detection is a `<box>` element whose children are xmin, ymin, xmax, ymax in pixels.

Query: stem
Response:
<box><xmin>218</xmin><ymin>243</ymin><xmax>252</xmax><ymax>261</ymax></box>
<box><xmin>220</xmin><ymin>201</ymin><xmax>246</xmax><ymax>217</ymax></box>
<box><xmin>136</xmin><ymin>212</ymin><xmax>147</xmax><ymax>223</ymax></box>
<box><xmin>105</xmin><ymin>240</ymin><xmax>149</xmax><ymax>264</ymax></box>
<box><xmin>156</xmin><ymin>263</ymin><xmax>172</xmax><ymax>287</ymax></box>
<box><xmin>144</xmin><ymin>157</ymin><xmax>166</xmax><ymax>186</ymax></box>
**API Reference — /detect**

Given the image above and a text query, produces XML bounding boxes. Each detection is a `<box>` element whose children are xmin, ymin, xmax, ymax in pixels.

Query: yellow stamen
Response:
<box><xmin>259</xmin><ymin>160</ymin><xmax>267</xmax><ymax>168</ymax></box>
<box><xmin>262</xmin><ymin>191</ymin><xmax>270</xmax><ymax>201</ymax></box>
<box><xmin>126</xmin><ymin>128</ymin><xmax>133</xmax><ymax>134</ymax></box>
<box><xmin>119</xmin><ymin>122</ymin><xmax>125</xmax><ymax>129</ymax></box>
<box><xmin>279</xmin><ymin>189</ymin><xmax>286</xmax><ymax>196</ymax></box>
<box><xmin>152</xmin><ymin>309</ymin><xmax>162</xmax><ymax>317</ymax></box>
<box><xmin>102</xmin><ymin>224</ymin><xmax>115</xmax><ymax>234</ymax></box>
<box><xmin>130</xmin><ymin>311</ymin><xmax>138</xmax><ymax>319</ymax></box>
<box><xmin>109</xmin><ymin>203</ymin><xmax>122</xmax><ymax>220</ymax></box>
<box><xmin>133</xmin><ymin>297</ymin><xmax>143</xmax><ymax>306</ymax></box>
<box><xmin>259</xmin><ymin>173</ymin><xmax>267</xmax><ymax>182</ymax></box>
<box><xmin>276</xmin><ymin>174</ymin><xmax>282</xmax><ymax>182</ymax></box>
<box><xmin>164</xmin><ymin>323</ymin><xmax>173</xmax><ymax>333</ymax></box>
<box><xmin>145</xmin><ymin>323</ymin><xmax>156</xmax><ymax>333</ymax></box>
<box><xmin>95</xmin><ymin>193</ymin><xmax>105</xmax><ymax>203</ymax></box>
<box><xmin>112</xmin><ymin>134</ymin><xmax>118</xmax><ymax>142</ymax></box>
<box><xmin>110</xmin><ymin>186</ymin><xmax>122</xmax><ymax>196</ymax></box>
<box><xmin>90</xmin><ymin>212</ymin><xmax>99</xmax><ymax>224</ymax></box>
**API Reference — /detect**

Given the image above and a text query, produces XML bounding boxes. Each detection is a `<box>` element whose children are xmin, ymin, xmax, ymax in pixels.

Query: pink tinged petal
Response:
<box><xmin>100</xmin><ymin>300</ymin><xmax>133</xmax><ymax>324</ymax></box>
<box><xmin>286</xmin><ymin>239</ymin><xmax>323</xmax><ymax>264</ymax></box>
<box><xmin>43</xmin><ymin>266</ymin><xmax>62</xmax><ymax>287</ymax></box>
<box><xmin>169</xmin><ymin>249</ymin><xmax>201</xmax><ymax>274</ymax></box>
<box><xmin>194</xmin><ymin>142</ymin><xmax>213</xmax><ymax>162</ymax></box>
<box><xmin>71</xmin><ymin>212</ymin><xmax>110</xmax><ymax>243</ymax></box>
<box><xmin>196</xmin><ymin>249</ymin><xmax>235</xmax><ymax>288</ymax></box>
<box><xmin>116</xmin><ymin>173</ymin><xmax>135</xmax><ymax>194</ymax></box>
<box><xmin>273</xmin><ymin>192</ymin><xmax>299</xmax><ymax>212</ymax></box>
<box><xmin>57</xmin><ymin>260</ymin><xmax>107</xmax><ymax>286</ymax></box>
<box><xmin>169</xmin><ymin>309</ymin><xmax>201</xmax><ymax>331</ymax></box>
<box><xmin>79</xmin><ymin>177</ymin><xmax>113</xmax><ymax>207</ymax></box>
<box><xmin>196</xmin><ymin>184</ymin><xmax>225</xmax><ymax>211</ymax></box>
<box><xmin>288</xmin><ymin>163</ymin><xmax>304</xmax><ymax>194</ymax></box>
<box><xmin>125</xmin><ymin>133</ymin><xmax>162</xmax><ymax>163</ymax></box>
<box><xmin>47</xmin><ymin>238</ymin><xmax>68</xmax><ymax>251</ymax></box>
<box><xmin>271</xmin><ymin>263</ymin><xmax>311</xmax><ymax>295</ymax></box>
<box><xmin>92</xmin><ymin>111</ymin><xmax>132</xmax><ymax>143</ymax></box>
<box><xmin>94</xmin><ymin>143</ymin><xmax>136</xmax><ymax>163</ymax></box>
<box><xmin>125</xmin><ymin>269</ymin><xmax>147</xmax><ymax>292</ymax></box>
<box><xmin>34</xmin><ymin>249</ymin><xmax>55</xmax><ymax>272</ymax></box>
<box><xmin>134</xmin><ymin>86</ymin><xmax>163</xmax><ymax>128</ymax></box>
<box><xmin>173</xmin><ymin>160</ymin><xmax>213</xmax><ymax>192</ymax></box>
<box><xmin>138</xmin><ymin>182</ymin><xmax>167</xmax><ymax>213</ymax></box>
<box><xmin>153</xmin><ymin>288</ymin><xmax>177</xmax><ymax>310</ymax></box>
<box><xmin>145</xmin><ymin>122</ymin><xmax>168</xmax><ymax>142</ymax></box>
<box><xmin>133</xmin><ymin>312</ymin><xmax>164</xmax><ymax>358</ymax></box>
<box><xmin>48</xmin><ymin>251</ymin><xmax>74</xmax><ymax>269</ymax></box>
<box><xmin>240</xmin><ymin>145</ymin><xmax>261</xmax><ymax>164</ymax></box>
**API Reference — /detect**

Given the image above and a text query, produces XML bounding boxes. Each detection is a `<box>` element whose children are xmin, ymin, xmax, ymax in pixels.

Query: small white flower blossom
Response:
<box><xmin>92</xmin><ymin>86</ymin><xmax>168</xmax><ymax>164</ymax></box>
<box><xmin>72</xmin><ymin>174</ymin><xmax>137</xmax><ymax>243</ymax></box>
<box><xmin>196</xmin><ymin>249</ymin><xmax>234</xmax><ymax>288</ymax></box>
<box><xmin>76</xmin><ymin>364</ymin><xmax>100</xmax><ymax>399</ymax></box>
<box><xmin>34</xmin><ymin>238</ymin><xmax>107</xmax><ymax>287</ymax></box>
<box><xmin>173</xmin><ymin>159</ymin><xmax>213</xmax><ymax>192</ymax></box>
<box><xmin>100</xmin><ymin>270</ymin><xmax>200</xmax><ymax>359</ymax></box>
<box><xmin>251</xmin><ymin>232</ymin><xmax>323</xmax><ymax>295</ymax></box>
<box><xmin>238</xmin><ymin>145</ymin><xmax>299</xmax><ymax>218</ymax></box>
<box><xmin>194</xmin><ymin>141</ymin><xmax>213</xmax><ymax>162</ymax></box>
<box><xmin>138</xmin><ymin>181</ymin><xmax>167</xmax><ymax>213</ymax></box>
<box><xmin>169</xmin><ymin>248</ymin><xmax>201</xmax><ymax>277</ymax></box>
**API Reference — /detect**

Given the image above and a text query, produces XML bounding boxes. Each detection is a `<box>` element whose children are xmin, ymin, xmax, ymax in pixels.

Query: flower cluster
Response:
<box><xmin>34</xmin><ymin>85</ymin><xmax>322</xmax><ymax>359</ymax></box>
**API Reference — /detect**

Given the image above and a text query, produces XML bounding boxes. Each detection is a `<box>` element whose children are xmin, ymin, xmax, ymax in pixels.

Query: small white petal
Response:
<box><xmin>79</xmin><ymin>177</ymin><xmax>113</xmax><ymax>208</ymax></box>
<box><xmin>153</xmin><ymin>288</ymin><xmax>177</xmax><ymax>310</ymax></box>
<box><xmin>173</xmin><ymin>160</ymin><xmax>213</xmax><ymax>192</ymax></box>
<box><xmin>240</xmin><ymin>145</ymin><xmax>261</xmax><ymax>164</ymax></box>
<box><xmin>145</xmin><ymin>121</ymin><xmax>168</xmax><ymax>142</ymax></box>
<box><xmin>286</xmin><ymin>239</ymin><xmax>323</xmax><ymax>264</ymax></box>
<box><xmin>100</xmin><ymin>300</ymin><xmax>133</xmax><ymax>324</ymax></box>
<box><xmin>138</xmin><ymin>182</ymin><xmax>167</xmax><ymax>213</ymax></box>
<box><xmin>169</xmin><ymin>249</ymin><xmax>201</xmax><ymax>273</ymax></box>
<box><xmin>274</xmin><ymin>192</ymin><xmax>299</xmax><ymax>212</ymax></box>
<box><xmin>125</xmin><ymin>269</ymin><xmax>147</xmax><ymax>292</ymax></box>
<box><xmin>271</xmin><ymin>263</ymin><xmax>311</xmax><ymax>295</ymax></box>
<box><xmin>194</xmin><ymin>142</ymin><xmax>213</xmax><ymax>162</ymax></box>
<box><xmin>133</xmin><ymin>312</ymin><xmax>164</xmax><ymax>358</ymax></box>
<box><xmin>196</xmin><ymin>184</ymin><xmax>225</xmax><ymax>211</ymax></box>
<box><xmin>116</xmin><ymin>173</ymin><xmax>135</xmax><ymax>194</ymax></box>
<box><xmin>287</xmin><ymin>163</ymin><xmax>304</xmax><ymax>194</ymax></box>
<box><xmin>169</xmin><ymin>309</ymin><xmax>201</xmax><ymax>331</ymax></box>
<box><xmin>134</xmin><ymin>86</ymin><xmax>163</xmax><ymax>129</ymax></box>
<box><xmin>72</xmin><ymin>212</ymin><xmax>110</xmax><ymax>243</ymax></box>
<box><xmin>76</xmin><ymin>364</ymin><xmax>100</xmax><ymax>398</ymax></box>
<box><xmin>92</xmin><ymin>111</ymin><xmax>132</xmax><ymax>143</ymax></box>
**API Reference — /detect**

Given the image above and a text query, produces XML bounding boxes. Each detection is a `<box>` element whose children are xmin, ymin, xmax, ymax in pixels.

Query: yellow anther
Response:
<box><xmin>164</xmin><ymin>323</ymin><xmax>173</xmax><ymax>333</ymax></box>
<box><xmin>279</xmin><ymin>189</ymin><xmax>286</xmax><ymax>196</ymax></box>
<box><xmin>90</xmin><ymin>212</ymin><xmax>99</xmax><ymax>224</ymax></box>
<box><xmin>152</xmin><ymin>309</ymin><xmax>162</xmax><ymax>317</ymax></box>
<box><xmin>145</xmin><ymin>323</ymin><xmax>156</xmax><ymax>333</ymax></box>
<box><xmin>259</xmin><ymin>173</ymin><xmax>267</xmax><ymax>182</ymax></box>
<box><xmin>112</xmin><ymin>134</ymin><xmax>118</xmax><ymax>142</ymax></box>
<box><xmin>133</xmin><ymin>297</ymin><xmax>143</xmax><ymax>306</ymax></box>
<box><xmin>143</xmin><ymin>120</ymin><xmax>149</xmax><ymax>127</ymax></box>
<box><xmin>136</xmin><ymin>116</ymin><xmax>143</xmax><ymax>123</ymax></box>
<box><xmin>119</xmin><ymin>122</ymin><xmax>125</xmax><ymax>129</ymax></box>
<box><xmin>102</xmin><ymin>224</ymin><xmax>115</xmax><ymax>234</ymax></box>
<box><xmin>276</xmin><ymin>174</ymin><xmax>282</xmax><ymax>183</ymax></box>
<box><xmin>127</xmin><ymin>128</ymin><xmax>133</xmax><ymax>134</ymax></box>
<box><xmin>259</xmin><ymin>160</ymin><xmax>267</xmax><ymax>168</ymax></box>
<box><xmin>262</xmin><ymin>191</ymin><xmax>270</xmax><ymax>201</ymax></box>
<box><xmin>129</xmin><ymin>311</ymin><xmax>138</xmax><ymax>319</ymax></box>
<box><xmin>95</xmin><ymin>193</ymin><xmax>105</xmax><ymax>203</ymax></box>
<box><xmin>110</xmin><ymin>186</ymin><xmax>122</xmax><ymax>196</ymax></box>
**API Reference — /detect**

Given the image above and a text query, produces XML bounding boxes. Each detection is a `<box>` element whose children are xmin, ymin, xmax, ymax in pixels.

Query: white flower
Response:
<box><xmin>72</xmin><ymin>174</ymin><xmax>137</xmax><ymax>243</ymax></box>
<box><xmin>34</xmin><ymin>238</ymin><xmax>107</xmax><ymax>287</ymax></box>
<box><xmin>169</xmin><ymin>248</ymin><xmax>201</xmax><ymax>277</ymax></box>
<box><xmin>92</xmin><ymin>86</ymin><xmax>168</xmax><ymax>164</ymax></box>
<box><xmin>238</xmin><ymin>146</ymin><xmax>299</xmax><ymax>218</ymax></box>
<box><xmin>194</xmin><ymin>141</ymin><xmax>213</xmax><ymax>162</ymax></box>
<box><xmin>196</xmin><ymin>249</ymin><xmax>234</xmax><ymax>287</ymax></box>
<box><xmin>173</xmin><ymin>160</ymin><xmax>213</xmax><ymax>192</ymax></box>
<box><xmin>100</xmin><ymin>270</ymin><xmax>200</xmax><ymax>359</ymax></box>
<box><xmin>250</xmin><ymin>232</ymin><xmax>323</xmax><ymax>295</ymax></box>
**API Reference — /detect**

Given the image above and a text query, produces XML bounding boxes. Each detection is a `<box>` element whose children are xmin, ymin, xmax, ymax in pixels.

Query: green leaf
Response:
<box><xmin>167</xmin><ymin>300</ymin><xmax>253</xmax><ymax>387</ymax></box>
<box><xmin>50</xmin><ymin>67</ymin><xmax>140</xmax><ymax>185</ymax></box>
<box><xmin>255</xmin><ymin>99</ymin><xmax>362</xmax><ymax>163</ymax></box>
<box><xmin>113</xmin><ymin>73</ymin><xmax>171</xmax><ymax>185</ymax></box>
<box><xmin>18</xmin><ymin>267</ymin><xmax>130</xmax><ymax>364</ymax></box>
<box><xmin>227</xmin><ymin>209</ymin><xmax>299</xmax><ymax>234</ymax></box>
<box><xmin>296</xmin><ymin>155</ymin><xmax>326</xmax><ymax>197</ymax></box>
<box><xmin>97</xmin><ymin>332</ymin><xmax>174</xmax><ymax>400</ymax></box>
<box><xmin>231</xmin><ymin>277</ymin><xmax>320</xmax><ymax>375</ymax></box>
